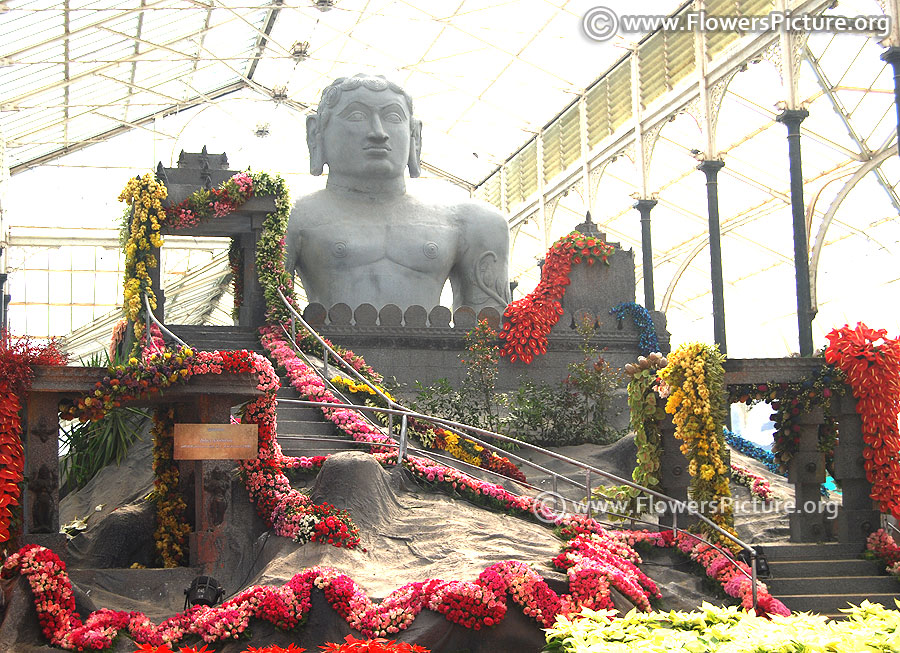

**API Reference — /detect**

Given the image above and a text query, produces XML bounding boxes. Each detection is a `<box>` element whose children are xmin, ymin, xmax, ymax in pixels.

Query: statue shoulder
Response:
<box><xmin>289</xmin><ymin>189</ymin><xmax>331</xmax><ymax>216</ymax></box>
<box><xmin>454</xmin><ymin>198</ymin><xmax>509</xmax><ymax>240</ymax></box>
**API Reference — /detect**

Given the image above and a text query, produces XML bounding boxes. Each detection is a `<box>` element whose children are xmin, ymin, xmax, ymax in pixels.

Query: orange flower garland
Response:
<box><xmin>500</xmin><ymin>232</ymin><xmax>614</xmax><ymax>363</ymax></box>
<box><xmin>824</xmin><ymin>322</ymin><xmax>900</xmax><ymax>518</ymax></box>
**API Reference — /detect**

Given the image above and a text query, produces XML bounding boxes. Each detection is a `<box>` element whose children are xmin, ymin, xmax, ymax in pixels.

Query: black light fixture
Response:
<box><xmin>738</xmin><ymin>548</ymin><xmax>771</xmax><ymax>579</ymax></box>
<box><xmin>314</xmin><ymin>0</ymin><xmax>335</xmax><ymax>10</ymax></box>
<box><xmin>184</xmin><ymin>576</ymin><xmax>224</xmax><ymax>610</ymax></box>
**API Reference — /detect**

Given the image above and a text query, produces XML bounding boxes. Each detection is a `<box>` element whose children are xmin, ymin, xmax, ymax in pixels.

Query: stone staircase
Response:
<box><xmin>170</xmin><ymin>324</ymin><xmax>357</xmax><ymax>457</ymax></box>
<box><xmin>169</xmin><ymin>324</ymin><xmax>265</xmax><ymax>355</ymax></box>
<box><xmin>763</xmin><ymin>542</ymin><xmax>899</xmax><ymax>617</ymax></box>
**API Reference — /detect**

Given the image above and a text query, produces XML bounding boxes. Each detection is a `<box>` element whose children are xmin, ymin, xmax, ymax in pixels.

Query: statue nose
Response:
<box><xmin>367</xmin><ymin>114</ymin><xmax>388</xmax><ymax>142</ymax></box>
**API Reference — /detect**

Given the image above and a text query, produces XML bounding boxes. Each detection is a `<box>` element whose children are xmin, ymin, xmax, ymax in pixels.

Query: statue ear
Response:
<box><xmin>408</xmin><ymin>118</ymin><xmax>422</xmax><ymax>178</ymax></box>
<box><xmin>306</xmin><ymin>114</ymin><xmax>324</xmax><ymax>176</ymax></box>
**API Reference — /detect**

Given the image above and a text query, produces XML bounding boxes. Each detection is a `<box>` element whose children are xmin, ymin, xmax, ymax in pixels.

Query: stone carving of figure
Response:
<box><xmin>204</xmin><ymin>468</ymin><xmax>230</xmax><ymax>528</ymax></box>
<box><xmin>29</xmin><ymin>465</ymin><xmax>55</xmax><ymax>534</ymax></box>
<box><xmin>285</xmin><ymin>73</ymin><xmax>511</xmax><ymax>313</ymax></box>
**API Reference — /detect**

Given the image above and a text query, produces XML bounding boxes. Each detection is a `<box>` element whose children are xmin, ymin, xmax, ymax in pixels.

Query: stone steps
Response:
<box><xmin>167</xmin><ymin>324</ymin><xmax>264</xmax><ymax>354</ymax></box>
<box><xmin>762</xmin><ymin>542</ymin><xmax>898</xmax><ymax>618</ymax></box>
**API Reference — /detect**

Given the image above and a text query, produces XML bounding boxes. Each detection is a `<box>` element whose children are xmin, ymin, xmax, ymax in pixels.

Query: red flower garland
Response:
<box><xmin>824</xmin><ymin>322</ymin><xmax>900</xmax><ymax>518</ymax></box>
<box><xmin>3</xmin><ymin>533</ymin><xmax>657</xmax><ymax>650</ymax></box>
<box><xmin>0</xmin><ymin>335</ymin><xmax>67</xmax><ymax>548</ymax></box>
<box><xmin>500</xmin><ymin>232</ymin><xmax>614</xmax><ymax>363</ymax></box>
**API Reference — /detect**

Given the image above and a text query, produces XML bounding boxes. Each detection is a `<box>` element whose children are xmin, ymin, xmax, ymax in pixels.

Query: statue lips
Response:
<box><xmin>363</xmin><ymin>144</ymin><xmax>392</xmax><ymax>158</ymax></box>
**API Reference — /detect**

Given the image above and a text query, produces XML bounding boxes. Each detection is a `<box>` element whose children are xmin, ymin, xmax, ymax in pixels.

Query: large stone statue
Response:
<box><xmin>285</xmin><ymin>74</ymin><xmax>511</xmax><ymax>314</ymax></box>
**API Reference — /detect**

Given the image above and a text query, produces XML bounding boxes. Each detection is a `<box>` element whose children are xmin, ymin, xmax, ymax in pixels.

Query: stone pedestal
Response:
<box><xmin>787</xmin><ymin>407</ymin><xmax>827</xmax><ymax>542</ymax></box>
<box><xmin>833</xmin><ymin>391</ymin><xmax>879</xmax><ymax>543</ymax></box>
<box><xmin>658</xmin><ymin>416</ymin><xmax>698</xmax><ymax>530</ymax></box>
<box><xmin>21</xmin><ymin>392</ymin><xmax>64</xmax><ymax>557</ymax></box>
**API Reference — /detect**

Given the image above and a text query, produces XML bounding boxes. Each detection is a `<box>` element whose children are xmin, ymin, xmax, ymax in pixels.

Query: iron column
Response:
<box><xmin>633</xmin><ymin>198</ymin><xmax>658</xmax><ymax>311</ymax></box>
<box><xmin>881</xmin><ymin>47</ymin><xmax>900</xmax><ymax>155</ymax></box>
<box><xmin>776</xmin><ymin>108</ymin><xmax>814</xmax><ymax>357</ymax></box>
<box><xmin>697</xmin><ymin>159</ymin><xmax>727</xmax><ymax>355</ymax></box>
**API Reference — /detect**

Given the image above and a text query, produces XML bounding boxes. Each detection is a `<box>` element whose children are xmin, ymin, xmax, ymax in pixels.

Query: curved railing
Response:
<box><xmin>276</xmin><ymin>290</ymin><xmax>761</xmax><ymax>608</ymax></box>
<box><xmin>142</xmin><ymin>288</ymin><xmax>762</xmax><ymax>608</ymax></box>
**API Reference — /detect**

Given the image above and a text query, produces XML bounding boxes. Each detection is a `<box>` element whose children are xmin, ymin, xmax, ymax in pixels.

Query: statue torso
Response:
<box><xmin>289</xmin><ymin>189</ymin><xmax>462</xmax><ymax>310</ymax></box>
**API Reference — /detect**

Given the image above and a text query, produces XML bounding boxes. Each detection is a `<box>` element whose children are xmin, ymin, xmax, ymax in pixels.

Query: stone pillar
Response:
<box><xmin>833</xmin><ymin>391</ymin><xmax>879</xmax><ymax>543</ymax></box>
<box><xmin>178</xmin><ymin>395</ymin><xmax>235</xmax><ymax>577</ymax></box>
<box><xmin>22</xmin><ymin>392</ymin><xmax>67</xmax><ymax>555</ymax></box>
<box><xmin>787</xmin><ymin>406</ymin><xmax>826</xmax><ymax>542</ymax></box>
<box><xmin>697</xmin><ymin>159</ymin><xmax>727</xmax><ymax>355</ymax></box>
<box><xmin>775</xmin><ymin>108</ymin><xmax>814</xmax><ymax>357</ymax></box>
<box><xmin>237</xmin><ymin>227</ymin><xmax>267</xmax><ymax>329</ymax></box>
<box><xmin>633</xmin><ymin>199</ymin><xmax>658</xmax><ymax>311</ymax></box>
<box><xmin>658</xmin><ymin>415</ymin><xmax>698</xmax><ymax>530</ymax></box>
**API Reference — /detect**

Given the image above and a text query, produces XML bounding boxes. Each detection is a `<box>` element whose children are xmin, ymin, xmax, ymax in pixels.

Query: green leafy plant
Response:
<box><xmin>59</xmin><ymin>351</ymin><xmax>149</xmax><ymax>493</ymax></box>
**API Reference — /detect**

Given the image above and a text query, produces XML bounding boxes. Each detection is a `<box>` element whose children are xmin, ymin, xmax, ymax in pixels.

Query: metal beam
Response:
<box><xmin>245</xmin><ymin>0</ymin><xmax>283</xmax><ymax>80</ymax></box>
<box><xmin>805</xmin><ymin>44</ymin><xmax>900</xmax><ymax>213</ymax></box>
<box><xmin>9</xmin><ymin>80</ymin><xmax>246</xmax><ymax>175</ymax></box>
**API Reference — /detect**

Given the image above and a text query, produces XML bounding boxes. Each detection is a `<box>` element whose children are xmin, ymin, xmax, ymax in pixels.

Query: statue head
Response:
<box><xmin>307</xmin><ymin>73</ymin><xmax>423</xmax><ymax>181</ymax></box>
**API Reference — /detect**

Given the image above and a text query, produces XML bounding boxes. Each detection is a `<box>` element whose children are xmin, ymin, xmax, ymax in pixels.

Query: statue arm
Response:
<box><xmin>449</xmin><ymin>205</ymin><xmax>511</xmax><ymax>314</ymax></box>
<box><xmin>284</xmin><ymin>217</ymin><xmax>301</xmax><ymax>278</ymax></box>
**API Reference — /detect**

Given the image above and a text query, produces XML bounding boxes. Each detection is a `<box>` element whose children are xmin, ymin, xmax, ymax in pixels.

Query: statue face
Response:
<box><xmin>321</xmin><ymin>86</ymin><xmax>412</xmax><ymax>180</ymax></box>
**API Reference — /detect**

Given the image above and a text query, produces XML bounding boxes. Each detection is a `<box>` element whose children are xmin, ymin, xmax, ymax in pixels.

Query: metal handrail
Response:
<box><xmin>275</xmin><ymin>290</ymin><xmax>760</xmax><ymax>606</ymax></box>
<box><xmin>144</xmin><ymin>292</ymin><xmax>189</xmax><ymax>348</ymax></box>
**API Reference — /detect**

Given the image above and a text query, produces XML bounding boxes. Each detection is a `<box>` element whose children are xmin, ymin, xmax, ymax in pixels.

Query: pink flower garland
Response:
<box><xmin>605</xmin><ymin>529</ymin><xmax>790</xmax><ymax>616</ymax></box>
<box><xmin>730</xmin><ymin>462</ymin><xmax>774</xmax><ymax>502</ymax></box>
<box><xmin>3</xmin><ymin>533</ymin><xmax>659</xmax><ymax>650</ymax></box>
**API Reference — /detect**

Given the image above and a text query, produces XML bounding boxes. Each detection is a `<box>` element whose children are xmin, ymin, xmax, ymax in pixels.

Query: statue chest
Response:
<box><xmin>300</xmin><ymin>221</ymin><xmax>459</xmax><ymax>274</ymax></box>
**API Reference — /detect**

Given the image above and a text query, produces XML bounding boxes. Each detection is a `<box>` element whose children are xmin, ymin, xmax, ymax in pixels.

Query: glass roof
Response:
<box><xmin>1</xmin><ymin>0</ymin><xmax>898</xmax><ymax>360</ymax></box>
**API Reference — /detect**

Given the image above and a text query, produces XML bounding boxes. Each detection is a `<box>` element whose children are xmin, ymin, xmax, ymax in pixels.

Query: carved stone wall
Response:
<box><xmin>304</xmin><ymin>301</ymin><xmax>670</xmax><ymax>393</ymax></box>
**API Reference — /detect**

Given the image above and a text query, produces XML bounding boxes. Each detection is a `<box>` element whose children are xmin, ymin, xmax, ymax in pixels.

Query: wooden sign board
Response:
<box><xmin>173</xmin><ymin>423</ymin><xmax>258</xmax><ymax>460</ymax></box>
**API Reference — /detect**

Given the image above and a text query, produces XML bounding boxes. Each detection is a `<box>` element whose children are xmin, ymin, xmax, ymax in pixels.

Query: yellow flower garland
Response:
<box><xmin>659</xmin><ymin>342</ymin><xmax>736</xmax><ymax>543</ymax></box>
<box><xmin>150</xmin><ymin>407</ymin><xmax>190</xmax><ymax>568</ymax></box>
<box><xmin>118</xmin><ymin>173</ymin><xmax>167</xmax><ymax>332</ymax></box>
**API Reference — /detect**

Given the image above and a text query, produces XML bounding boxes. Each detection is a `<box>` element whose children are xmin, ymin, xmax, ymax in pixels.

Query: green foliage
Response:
<box><xmin>412</xmin><ymin>319</ymin><xmax>627</xmax><ymax>448</ymax></box>
<box><xmin>411</xmin><ymin>322</ymin><xmax>504</xmax><ymax>436</ymax></box>
<box><xmin>544</xmin><ymin>601</ymin><xmax>900</xmax><ymax>652</ymax></box>
<box><xmin>59</xmin><ymin>351</ymin><xmax>149</xmax><ymax>493</ymax></box>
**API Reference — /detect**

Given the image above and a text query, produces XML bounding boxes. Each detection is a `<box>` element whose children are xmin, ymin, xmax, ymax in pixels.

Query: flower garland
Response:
<box><xmin>606</xmin><ymin>529</ymin><xmax>789</xmax><ymax>616</ymax></box>
<box><xmin>824</xmin><ymin>322</ymin><xmax>900</xmax><ymax>518</ymax></box>
<box><xmin>118</xmin><ymin>170</ymin><xmax>297</xmax><ymax>352</ymax></box>
<box><xmin>0</xmin><ymin>335</ymin><xmax>67</xmax><ymax>551</ymax></box>
<box><xmin>151</xmin><ymin>407</ymin><xmax>190</xmax><ymax>567</ymax></box>
<box><xmin>119</xmin><ymin>174</ymin><xmax>167</xmax><ymax>331</ymax></box>
<box><xmin>3</xmin><ymin>532</ymin><xmax>660</xmax><ymax>651</ymax></box>
<box><xmin>728</xmin><ymin>363</ymin><xmax>844</xmax><ymax>476</ymax></box>
<box><xmin>865</xmin><ymin>528</ymin><xmax>900</xmax><ymax>577</ymax></box>
<box><xmin>729</xmin><ymin>462</ymin><xmax>773</xmax><ymax>502</ymax></box>
<box><xmin>499</xmin><ymin>231</ymin><xmax>614</xmax><ymax>363</ymax></box>
<box><xmin>659</xmin><ymin>342</ymin><xmax>735</xmax><ymax>542</ymax></box>
<box><xmin>610</xmin><ymin>302</ymin><xmax>660</xmax><ymax>355</ymax></box>
<box><xmin>228</xmin><ymin>240</ymin><xmax>243</xmax><ymax>321</ymax></box>
<box><xmin>59</xmin><ymin>346</ymin><xmax>361</xmax><ymax>557</ymax></box>
<box><xmin>624</xmin><ymin>353</ymin><xmax>668</xmax><ymax>494</ymax></box>
<box><xmin>134</xmin><ymin>639</ymin><xmax>425</xmax><ymax>653</ymax></box>
<box><xmin>723</xmin><ymin>429</ymin><xmax>781</xmax><ymax>475</ymax></box>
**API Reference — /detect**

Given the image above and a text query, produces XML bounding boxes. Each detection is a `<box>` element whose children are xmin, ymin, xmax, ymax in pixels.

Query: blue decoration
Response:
<box><xmin>610</xmin><ymin>302</ymin><xmax>659</xmax><ymax>355</ymax></box>
<box><xmin>724</xmin><ymin>428</ymin><xmax>832</xmax><ymax>497</ymax></box>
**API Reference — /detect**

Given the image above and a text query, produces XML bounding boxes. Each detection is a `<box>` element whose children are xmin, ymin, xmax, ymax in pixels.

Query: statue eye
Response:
<box><xmin>344</xmin><ymin>110</ymin><xmax>367</xmax><ymax>121</ymax></box>
<box><xmin>383</xmin><ymin>111</ymin><xmax>403</xmax><ymax>123</ymax></box>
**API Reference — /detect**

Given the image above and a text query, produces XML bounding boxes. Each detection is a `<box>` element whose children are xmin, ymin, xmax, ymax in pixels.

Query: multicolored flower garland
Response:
<box><xmin>728</xmin><ymin>363</ymin><xmax>844</xmax><ymax>477</ymax></box>
<box><xmin>499</xmin><ymin>231</ymin><xmax>614</xmax><ymax>363</ymax></box>
<box><xmin>659</xmin><ymin>342</ymin><xmax>735</xmax><ymax>543</ymax></box>
<box><xmin>729</xmin><ymin>463</ymin><xmax>773</xmax><ymax>502</ymax></box>
<box><xmin>824</xmin><ymin>322</ymin><xmax>900</xmax><ymax>519</ymax></box>
<box><xmin>3</xmin><ymin>531</ymin><xmax>660</xmax><ymax>651</ymax></box>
